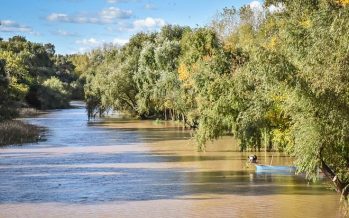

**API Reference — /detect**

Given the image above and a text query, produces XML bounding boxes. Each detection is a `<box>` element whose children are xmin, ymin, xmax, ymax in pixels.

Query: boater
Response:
<box><xmin>248</xmin><ymin>155</ymin><xmax>257</xmax><ymax>163</ymax></box>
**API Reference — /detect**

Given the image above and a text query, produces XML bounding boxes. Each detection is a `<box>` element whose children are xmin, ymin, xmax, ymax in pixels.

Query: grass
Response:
<box><xmin>17</xmin><ymin>107</ymin><xmax>44</xmax><ymax>117</ymax></box>
<box><xmin>0</xmin><ymin>120</ymin><xmax>41</xmax><ymax>146</ymax></box>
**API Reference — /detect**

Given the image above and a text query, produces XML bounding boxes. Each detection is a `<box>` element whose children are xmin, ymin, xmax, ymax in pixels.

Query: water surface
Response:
<box><xmin>0</xmin><ymin>102</ymin><xmax>342</xmax><ymax>217</ymax></box>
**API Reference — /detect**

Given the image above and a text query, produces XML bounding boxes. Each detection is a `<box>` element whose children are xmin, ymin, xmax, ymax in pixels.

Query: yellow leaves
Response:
<box><xmin>264</xmin><ymin>110</ymin><xmax>279</xmax><ymax>124</ymax></box>
<box><xmin>264</xmin><ymin>93</ymin><xmax>288</xmax><ymax>126</ymax></box>
<box><xmin>337</xmin><ymin>0</ymin><xmax>349</xmax><ymax>6</ymax></box>
<box><xmin>265</xmin><ymin>36</ymin><xmax>279</xmax><ymax>51</ymax></box>
<box><xmin>0</xmin><ymin>51</ymin><xmax>27</xmax><ymax>76</ymax></box>
<box><xmin>270</xmin><ymin>37</ymin><xmax>278</xmax><ymax>48</ymax></box>
<box><xmin>178</xmin><ymin>62</ymin><xmax>196</xmax><ymax>88</ymax></box>
<box><xmin>164</xmin><ymin>99</ymin><xmax>173</xmax><ymax>108</ymax></box>
<box><xmin>300</xmin><ymin>19</ymin><xmax>312</xmax><ymax>29</ymax></box>
<box><xmin>271</xmin><ymin>93</ymin><xmax>287</xmax><ymax>102</ymax></box>
<box><xmin>271</xmin><ymin>128</ymin><xmax>293</xmax><ymax>149</ymax></box>
<box><xmin>223</xmin><ymin>41</ymin><xmax>235</xmax><ymax>52</ymax></box>
<box><xmin>178</xmin><ymin>63</ymin><xmax>189</xmax><ymax>81</ymax></box>
<box><xmin>70</xmin><ymin>55</ymin><xmax>90</xmax><ymax>76</ymax></box>
<box><xmin>9</xmin><ymin>77</ymin><xmax>29</xmax><ymax>100</ymax></box>
<box><xmin>202</xmin><ymin>55</ymin><xmax>212</xmax><ymax>62</ymax></box>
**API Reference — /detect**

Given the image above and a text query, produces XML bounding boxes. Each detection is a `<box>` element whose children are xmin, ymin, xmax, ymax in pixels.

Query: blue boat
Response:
<box><xmin>255</xmin><ymin>164</ymin><xmax>297</xmax><ymax>173</ymax></box>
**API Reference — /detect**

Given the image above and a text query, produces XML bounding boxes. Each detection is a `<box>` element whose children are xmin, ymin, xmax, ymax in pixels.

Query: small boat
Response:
<box><xmin>255</xmin><ymin>164</ymin><xmax>297</xmax><ymax>173</ymax></box>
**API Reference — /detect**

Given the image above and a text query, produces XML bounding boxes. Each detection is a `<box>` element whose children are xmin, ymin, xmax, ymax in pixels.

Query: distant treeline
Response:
<box><xmin>84</xmin><ymin>0</ymin><xmax>349</xmax><ymax>201</ymax></box>
<box><xmin>0</xmin><ymin>36</ymin><xmax>85</xmax><ymax>121</ymax></box>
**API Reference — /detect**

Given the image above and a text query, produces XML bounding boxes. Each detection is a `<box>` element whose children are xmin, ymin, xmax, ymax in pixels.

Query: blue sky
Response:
<box><xmin>0</xmin><ymin>0</ymin><xmax>259</xmax><ymax>54</ymax></box>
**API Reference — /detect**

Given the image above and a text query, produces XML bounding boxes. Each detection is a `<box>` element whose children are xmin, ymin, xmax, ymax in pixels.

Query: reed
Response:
<box><xmin>0</xmin><ymin>120</ymin><xmax>41</xmax><ymax>146</ymax></box>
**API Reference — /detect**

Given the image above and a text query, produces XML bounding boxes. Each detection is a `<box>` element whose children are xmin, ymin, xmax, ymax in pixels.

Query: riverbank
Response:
<box><xmin>0</xmin><ymin>120</ymin><xmax>41</xmax><ymax>146</ymax></box>
<box><xmin>0</xmin><ymin>104</ymin><xmax>75</xmax><ymax>146</ymax></box>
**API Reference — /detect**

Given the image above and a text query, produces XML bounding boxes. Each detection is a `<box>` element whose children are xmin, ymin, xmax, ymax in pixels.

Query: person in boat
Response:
<box><xmin>248</xmin><ymin>155</ymin><xmax>258</xmax><ymax>163</ymax></box>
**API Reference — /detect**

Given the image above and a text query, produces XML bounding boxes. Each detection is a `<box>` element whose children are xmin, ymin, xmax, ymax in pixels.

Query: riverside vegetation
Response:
<box><xmin>1</xmin><ymin>0</ymin><xmax>349</xmax><ymax>208</ymax></box>
<box><xmin>82</xmin><ymin>0</ymin><xmax>349</xmax><ymax>204</ymax></box>
<box><xmin>0</xmin><ymin>36</ymin><xmax>84</xmax><ymax>145</ymax></box>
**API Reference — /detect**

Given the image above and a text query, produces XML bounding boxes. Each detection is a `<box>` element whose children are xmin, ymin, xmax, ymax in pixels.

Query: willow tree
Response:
<box><xmin>271</xmin><ymin>0</ymin><xmax>349</xmax><ymax>200</ymax></box>
<box><xmin>178</xmin><ymin>28</ymin><xmax>227</xmax><ymax>127</ymax></box>
<box><xmin>197</xmin><ymin>0</ymin><xmax>349</xmax><ymax>202</ymax></box>
<box><xmin>84</xmin><ymin>46</ymin><xmax>139</xmax><ymax>118</ymax></box>
<box><xmin>196</xmin><ymin>4</ymin><xmax>266</xmax><ymax>151</ymax></box>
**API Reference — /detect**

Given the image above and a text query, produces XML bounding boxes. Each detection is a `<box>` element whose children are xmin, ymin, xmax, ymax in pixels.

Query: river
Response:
<box><xmin>0</xmin><ymin>102</ymin><xmax>343</xmax><ymax>217</ymax></box>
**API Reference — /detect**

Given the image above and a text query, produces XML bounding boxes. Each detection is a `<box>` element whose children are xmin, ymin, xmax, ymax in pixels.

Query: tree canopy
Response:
<box><xmin>0</xmin><ymin>36</ymin><xmax>83</xmax><ymax>115</ymax></box>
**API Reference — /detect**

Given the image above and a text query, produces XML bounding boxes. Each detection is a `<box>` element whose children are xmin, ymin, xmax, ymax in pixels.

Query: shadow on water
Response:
<box><xmin>0</xmin><ymin>152</ymin><xmax>246</xmax><ymax>165</ymax></box>
<box><xmin>20</xmin><ymin>105</ymin><xmax>190</xmax><ymax>148</ymax></box>
<box><xmin>0</xmin><ymin>150</ymin><xmax>333</xmax><ymax>204</ymax></box>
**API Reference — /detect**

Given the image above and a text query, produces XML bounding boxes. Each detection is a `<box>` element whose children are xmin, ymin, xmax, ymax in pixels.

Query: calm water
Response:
<box><xmin>0</xmin><ymin>102</ymin><xmax>342</xmax><ymax>217</ymax></box>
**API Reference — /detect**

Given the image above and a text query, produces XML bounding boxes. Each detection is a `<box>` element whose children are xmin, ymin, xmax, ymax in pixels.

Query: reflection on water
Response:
<box><xmin>0</xmin><ymin>102</ymin><xmax>342</xmax><ymax>217</ymax></box>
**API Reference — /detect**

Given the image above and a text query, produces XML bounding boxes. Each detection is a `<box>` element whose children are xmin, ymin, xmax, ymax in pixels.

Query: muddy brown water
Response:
<box><xmin>0</xmin><ymin>102</ymin><xmax>343</xmax><ymax>217</ymax></box>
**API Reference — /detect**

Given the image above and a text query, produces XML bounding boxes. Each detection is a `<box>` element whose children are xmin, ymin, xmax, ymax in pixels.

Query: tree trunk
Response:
<box><xmin>320</xmin><ymin>158</ymin><xmax>349</xmax><ymax>199</ymax></box>
<box><xmin>182</xmin><ymin>113</ymin><xmax>185</xmax><ymax>127</ymax></box>
<box><xmin>169</xmin><ymin>109</ymin><xmax>172</xmax><ymax>121</ymax></box>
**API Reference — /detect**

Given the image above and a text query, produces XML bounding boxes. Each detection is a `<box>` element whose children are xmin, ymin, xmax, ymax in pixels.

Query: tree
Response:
<box><xmin>0</xmin><ymin>59</ymin><xmax>14</xmax><ymax>121</ymax></box>
<box><xmin>0</xmin><ymin>36</ymin><xmax>79</xmax><ymax>111</ymax></box>
<box><xmin>37</xmin><ymin>77</ymin><xmax>70</xmax><ymax>109</ymax></box>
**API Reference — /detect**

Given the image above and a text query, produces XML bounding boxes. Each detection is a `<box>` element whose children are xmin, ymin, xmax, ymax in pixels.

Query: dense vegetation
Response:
<box><xmin>0</xmin><ymin>36</ymin><xmax>83</xmax><ymax>145</ymax></box>
<box><xmin>84</xmin><ymin>0</ymin><xmax>349</xmax><ymax>202</ymax></box>
<box><xmin>0</xmin><ymin>36</ymin><xmax>85</xmax><ymax>117</ymax></box>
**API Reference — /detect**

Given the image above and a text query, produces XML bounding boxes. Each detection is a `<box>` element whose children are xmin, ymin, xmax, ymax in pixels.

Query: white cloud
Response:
<box><xmin>46</xmin><ymin>7</ymin><xmax>132</xmax><ymax>24</ymax></box>
<box><xmin>0</xmin><ymin>20</ymin><xmax>34</xmax><ymax>34</ymax></box>
<box><xmin>133</xmin><ymin>17</ymin><xmax>166</xmax><ymax>30</ymax></box>
<box><xmin>106</xmin><ymin>0</ymin><xmax>136</xmax><ymax>4</ymax></box>
<box><xmin>100</xmin><ymin>7</ymin><xmax>132</xmax><ymax>21</ymax></box>
<box><xmin>47</xmin><ymin>13</ymin><xmax>69</xmax><ymax>22</ymax></box>
<box><xmin>76</xmin><ymin>37</ymin><xmax>129</xmax><ymax>53</ymax></box>
<box><xmin>144</xmin><ymin>3</ymin><xmax>156</xmax><ymax>10</ymax></box>
<box><xmin>54</xmin><ymin>30</ymin><xmax>78</xmax><ymax>36</ymax></box>
<box><xmin>76</xmin><ymin>38</ymin><xmax>102</xmax><ymax>46</ymax></box>
<box><xmin>113</xmin><ymin>38</ymin><xmax>128</xmax><ymax>45</ymax></box>
<box><xmin>249</xmin><ymin>1</ymin><xmax>285</xmax><ymax>14</ymax></box>
<box><xmin>249</xmin><ymin>1</ymin><xmax>263</xmax><ymax>11</ymax></box>
<box><xmin>268</xmin><ymin>3</ymin><xmax>285</xmax><ymax>13</ymax></box>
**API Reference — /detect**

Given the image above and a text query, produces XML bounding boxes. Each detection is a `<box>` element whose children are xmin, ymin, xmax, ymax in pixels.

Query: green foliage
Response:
<box><xmin>0</xmin><ymin>59</ymin><xmax>15</xmax><ymax>121</ymax></box>
<box><xmin>37</xmin><ymin>77</ymin><xmax>71</xmax><ymax>109</ymax></box>
<box><xmin>84</xmin><ymin>26</ymin><xmax>188</xmax><ymax>120</ymax></box>
<box><xmin>0</xmin><ymin>36</ymin><xmax>83</xmax><ymax>115</ymax></box>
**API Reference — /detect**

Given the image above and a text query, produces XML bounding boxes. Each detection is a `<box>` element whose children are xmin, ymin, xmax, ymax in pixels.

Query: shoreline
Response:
<box><xmin>0</xmin><ymin>102</ymin><xmax>83</xmax><ymax>147</ymax></box>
